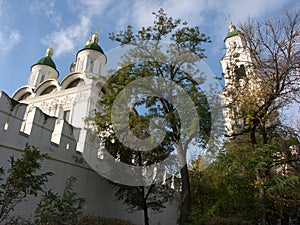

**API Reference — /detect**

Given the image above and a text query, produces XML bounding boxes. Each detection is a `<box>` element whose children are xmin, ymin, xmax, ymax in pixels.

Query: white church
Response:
<box><xmin>0</xmin><ymin>22</ymin><xmax>248</xmax><ymax>224</ymax></box>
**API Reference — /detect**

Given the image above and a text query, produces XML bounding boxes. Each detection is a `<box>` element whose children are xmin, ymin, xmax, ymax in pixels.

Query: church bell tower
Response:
<box><xmin>220</xmin><ymin>21</ymin><xmax>253</xmax><ymax>135</ymax></box>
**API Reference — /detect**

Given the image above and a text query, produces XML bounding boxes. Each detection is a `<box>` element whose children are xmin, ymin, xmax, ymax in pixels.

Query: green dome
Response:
<box><xmin>36</xmin><ymin>56</ymin><xmax>57</xmax><ymax>69</ymax></box>
<box><xmin>83</xmin><ymin>42</ymin><xmax>104</xmax><ymax>54</ymax></box>
<box><xmin>225</xmin><ymin>30</ymin><xmax>239</xmax><ymax>40</ymax></box>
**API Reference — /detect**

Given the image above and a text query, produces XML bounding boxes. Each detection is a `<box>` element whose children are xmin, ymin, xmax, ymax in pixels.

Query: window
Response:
<box><xmin>66</xmin><ymin>78</ymin><xmax>83</xmax><ymax>89</ymax></box>
<box><xmin>40</xmin><ymin>74</ymin><xmax>45</xmax><ymax>83</ymax></box>
<box><xmin>63</xmin><ymin>110</ymin><xmax>71</xmax><ymax>123</ymax></box>
<box><xmin>40</xmin><ymin>86</ymin><xmax>57</xmax><ymax>95</ymax></box>
<box><xmin>4</xmin><ymin>122</ymin><xmax>9</xmax><ymax>131</ymax></box>
<box><xmin>234</xmin><ymin>65</ymin><xmax>246</xmax><ymax>81</ymax></box>
<box><xmin>18</xmin><ymin>92</ymin><xmax>31</xmax><ymax>101</ymax></box>
<box><xmin>232</xmin><ymin>41</ymin><xmax>237</xmax><ymax>48</ymax></box>
<box><xmin>77</xmin><ymin>59</ymin><xmax>83</xmax><ymax>71</ymax></box>
<box><xmin>89</xmin><ymin>59</ymin><xmax>94</xmax><ymax>72</ymax></box>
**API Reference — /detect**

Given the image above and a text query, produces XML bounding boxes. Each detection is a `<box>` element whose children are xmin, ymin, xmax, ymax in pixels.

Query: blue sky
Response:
<box><xmin>0</xmin><ymin>0</ymin><xmax>299</xmax><ymax>99</ymax></box>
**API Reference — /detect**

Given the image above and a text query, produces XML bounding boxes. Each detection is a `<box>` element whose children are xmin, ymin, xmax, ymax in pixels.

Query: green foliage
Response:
<box><xmin>105</xmin><ymin>7</ymin><xmax>212</xmax><ymax>155</ymax></box>
<box><xmin>4</xmin><ymin>215</ymin><xmax>137</xmax><ymax>225</ymax></box>
<box><xmin>109</xmin><ymin>8</ymin><xmax>210</xmax><ymax>58</ymax></box>
<box><xmin>34</xmin><ymin>176</ymin><xmax>84</xmax><ymax>225</ymax></box>
<box><xmin>189</xmin><ymin>158</ymin><xmax>218</xmax><ymax>217</ymax></box>
<box><xmin>113</xmin><ymin>181</ymin><xmax>176</xmax><ymax>213</ymax></box>
<box><xmin>189</xmin><ymin>132</ymin><xmax>300</xmax><ymax>224</ymax></box>
<box><xmin>0</xmin><ymin>144</ymin><xmax>53</xmax><ymax>223</ymax></box>
<box><xmin>187</xmin><ymin>217</ymin><xmax>252</xmax><ymax>225</ymax></box>
<box><xmin>4</xmin><ymin>216</ymin><xmax>32</xmax><ymax>225</ymax></box>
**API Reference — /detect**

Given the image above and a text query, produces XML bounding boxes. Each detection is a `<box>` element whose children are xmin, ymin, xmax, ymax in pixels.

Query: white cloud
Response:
<box><xmin>42</xmin><ymin>0</ymin><xmax>297</xmax><ymax>57</ymax></box>
<box><xmin>128</xmin><ymin>0</ymin><xmax>216</xmax><ymax>28</ymax></box>
<box><xmin>128</xmin><ymin>0</ymin><xmax>296</xmax><ymax>32</ymax></box>
<box><xmin>0</xmin><ymin>29</ymin><xmax>21</xmax><ymax>54</ymax></box>
<box><xmin>208</xmin><ymin>0</ymin><xmax>296</xmax><ymax>25</ymax></box>
<box><xmin>0</xmin><ymin>1</ymin><xmax>21</xmax><ymax>54</ymax></box>
<box><xmin>76</xmin><ymin>0</ymin><xmax>113</xmax><ymax>17</ymax></box>
<box><xmin>29</xmin><ymin>0</ymin><xmax>62</xmax><ymax>26</ymax></box>
<box><xmin>43</xmin><ymin>0</ymin><xmax>114</xmax><ymax>57</ymax></box>
<box><xmin>44</xmin><ymin>15</ymin><xmax>90</xmax><ymax>56</ymax></box>
<box><xmin>0</xmin><ymin>0</ymin><xmax>3</xmax><ymax>17</ymax></box>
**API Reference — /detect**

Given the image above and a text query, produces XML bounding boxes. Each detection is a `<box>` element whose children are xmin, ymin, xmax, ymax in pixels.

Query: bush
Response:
<box><xmin>34</xmin><ymin>176</ymin><xmax>84</xmax><ymax>225</ymax></box>
<box><xmin>5</xmin><ymin>215</ymin><xmax>136</xmax><ymax>225</ymax></box>
<box><xmin>78</xmin><ymin>215</ymin><xmax>136</xmax><ymax>225</ymax></box>
<box><xmin>5</xmin><ymin>216</ymin><xmax>32</xmax><ymax>225</ymax></box>
<box><xmin>188</xmin><ymin>217</ymin><xmax>252</xmax><ymax>225</ymax></box>
<box><xmin>0</xmin><ymin>144</ymin><xmax>53</xmax><ymax>223</ymax></box>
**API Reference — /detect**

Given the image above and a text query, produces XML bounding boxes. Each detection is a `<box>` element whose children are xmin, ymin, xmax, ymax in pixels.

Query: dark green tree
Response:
<box><xmin>189</xmin><ymin>132</ymin><xmax>299</xmax><ymax>225</ymax></box>
<box><xmin>112</xmin><ymin>181</ymin><xmax>176</xmax><ymax>225</ymax></box>
<box><xmin>95</xmin><ymin>8</ymin><xmax>212</xmax><ymax>224</ymax></box>
<box><xmin>0</xmin><ymin>144</ymin><xmax>53</xmax><ymax>223</ymax></box>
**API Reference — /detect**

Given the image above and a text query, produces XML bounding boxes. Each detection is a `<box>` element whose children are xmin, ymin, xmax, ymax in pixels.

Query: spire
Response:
<box><xmin>225</xmin><ymin>20</ymin><xmax>239</xmax><ymax>40</ymax></box>
<box><xmin>81</xmin><ymin>28</ymin><xmax>104</xmax><ymax>54</ymax></box>
<box><xmin>228</xmin><ymin>21</ymin><xmax>236</xmax><ymax>32</ymax></box>
<box><xmin>85</xmin><ymin>35</ymin><xmax>92</xmax><ymax>46</ymax></box>
<box><xmin>91</xmin><ymin>28</ymin><xmax>99</xmax><ymax>43</ymax></box>
<box><xmin>46</xmin><ymin>42</ymin><xmax>54</xmax><ymax>57</ymax></box>
<box><xmin>85</xmin><ymin>28</ymin><xmax>99</xmax><ymax>46</ymax></box>
<box><xmin>35</xmin><ymin>43</ymin><xmax>57</xmax><ymax>70</ymax></box>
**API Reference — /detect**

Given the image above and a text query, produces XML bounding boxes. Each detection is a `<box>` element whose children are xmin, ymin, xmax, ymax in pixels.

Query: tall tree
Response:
<box><xmin>0</xmin><ymin>144</ymin><xmax>53</xmax><ymax>223</ymax></box>
<box><xmin>95</xmin><ymin>8</ymin><xmax>211</xmax><ymax>224</ymax></box>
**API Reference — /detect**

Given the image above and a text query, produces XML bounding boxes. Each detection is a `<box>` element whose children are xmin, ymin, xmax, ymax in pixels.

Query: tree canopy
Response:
<box><xmin>94</xmin><ymin>8</ymin><xmax>213</xmax><ymax>224</ymax></box>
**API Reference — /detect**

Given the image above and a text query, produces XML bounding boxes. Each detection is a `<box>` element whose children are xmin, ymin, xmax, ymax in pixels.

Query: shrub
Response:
<box><xmin>78</xmin><ymin>215</ymin><xmax>136</xmax><ymax>225</ymax></box>
<box><xmin>188</xmin><ymin>217</ymin><xmax>252</xmax><ymax>225</ymax></box>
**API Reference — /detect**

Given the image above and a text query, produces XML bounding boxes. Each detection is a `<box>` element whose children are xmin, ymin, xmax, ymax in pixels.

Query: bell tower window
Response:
<box><xmin>89</xmin><ymin>59</ymin><xmax>95</xmax><ymax>72</ymax></box>
<box><xmin>77</xmin><ymin>59</ymin><xmax>83</xmax><ymax>71</ymax></box>
<box><xmin>40</xmin><ymin>74</ymin><xmax>45</xmax><ymax>84</ymax></box>
<box><xmin>234</xmin><ymin>64</ymin><xmax>246</xmax><ymax>81</ymax></box>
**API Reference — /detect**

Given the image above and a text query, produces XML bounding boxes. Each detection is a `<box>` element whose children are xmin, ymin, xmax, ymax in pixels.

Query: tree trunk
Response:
<box><xmin>175</xmin><ymin>142</ymin><xmax>191</xmax><ymax>225</ymax></box>
<box><xmin>141</xmin><ymin>186</ymin><xmax>149</xmax><ymax>225</ymax></box>
<box><xmin>143</xmin><ymin>205</ymin><xmax>149</xmax><ymax>225</ymax></box>
<box><xmin>179</xmin><ymin>164</ymin><xmax>191</xmax><ymax>225</ymax></box>
<box><xmin>251</xmin><ymin>125</ymin><xmax>267</xmax><ymax>225</ymax></box>
<box><xmin>281</xmin><ymin>210</ymin><xmax>289</xmax><ymax>225</ymax></box>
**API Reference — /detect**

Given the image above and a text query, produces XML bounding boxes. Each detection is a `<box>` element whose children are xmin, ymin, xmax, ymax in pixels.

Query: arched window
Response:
<box><xmin>235</xmin><ymin>65</ymin><xmax>246</xmax><ymax>80</ymax></box>
<box><xmin>40</xmin><ymin>86</ymin><xmax>57</xmax><ymax>95</ymax></box>
<box><xmin>233</xmin><ymin>41</ymin><xmax>237</xmax><ymax>48</ymax></box>
<box><xmin>18</xmin><ymin>92</ymin><xmax>31</xmax><ymax>101</ymax></box>
<box><xmin>66</xmin><ymin>78</ymin><xmax>84</xmax><ymax>89</ymax></box>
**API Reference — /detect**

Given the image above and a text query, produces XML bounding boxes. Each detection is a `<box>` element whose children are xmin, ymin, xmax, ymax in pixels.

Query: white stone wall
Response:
<box><xmin>0</xmin><ymin>91</ymin><xmax>177</xmax><ymax>225</ymax></box>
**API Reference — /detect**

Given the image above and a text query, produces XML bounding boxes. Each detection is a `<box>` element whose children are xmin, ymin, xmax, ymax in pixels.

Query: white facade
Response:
<box><xmin>13</xmin><ymin>32</ymin><xmax>107</xmax><ymax>153</ymax></box>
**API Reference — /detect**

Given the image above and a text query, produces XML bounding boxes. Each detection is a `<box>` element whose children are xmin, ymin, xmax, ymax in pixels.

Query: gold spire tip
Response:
<box><xmin>46</xmin><ymin>41</ymin><xmax>54</xmax><ymax>57</ymax></box>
